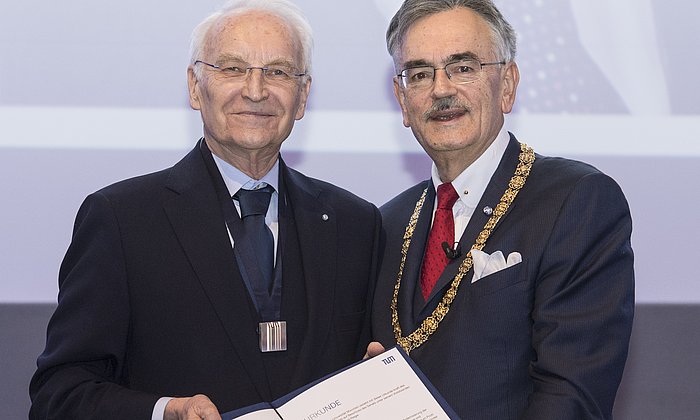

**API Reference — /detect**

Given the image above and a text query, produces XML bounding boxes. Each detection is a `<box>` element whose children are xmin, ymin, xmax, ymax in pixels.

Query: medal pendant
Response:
<box><xmin>259</xmin><ymin>321</ymin><xmax>287</xmax><ymax>352</ymax></box>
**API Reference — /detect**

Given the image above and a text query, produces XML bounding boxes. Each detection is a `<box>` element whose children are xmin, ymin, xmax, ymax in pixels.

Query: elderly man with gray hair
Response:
<box><xmin>29</xmin><ymin>1</ymin><xmax>380</xmax><ymax>419</ymax></box>
<box><xmin>369</xmin><ymin>1</ymin><xmax>635</xmax><ymax>419</ymax></box>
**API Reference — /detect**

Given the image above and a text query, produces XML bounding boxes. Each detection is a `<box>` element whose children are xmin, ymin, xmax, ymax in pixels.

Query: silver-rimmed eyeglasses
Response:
<box><xmin>194</xmin><ymin>60</ymin><xmax>306</xmax><ymax>84</ymax></box>
<box><xmin>397</xmin><ymin>59</ymin><xmax>505</xmax><ymax>89</ymax></box>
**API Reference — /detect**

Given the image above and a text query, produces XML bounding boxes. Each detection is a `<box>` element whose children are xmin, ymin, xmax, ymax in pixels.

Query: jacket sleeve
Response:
<box><xmin>29</xmin><ymin>192</ymin><xmax>159</xmax><ymax>420</ymax></box>
<box><xmin>522</xmin><ymin>172</ymin><xmax>634</xmax><ymax>419</ymax></box>
<box><xmin>356</xmin><ymin>203</ymin><xmax>382</xmax><ymax>360</ymax></box>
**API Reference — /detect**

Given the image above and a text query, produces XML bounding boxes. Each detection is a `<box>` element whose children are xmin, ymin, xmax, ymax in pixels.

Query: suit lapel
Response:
<box><xmin>162</xmin><ymin>145</ymin><xmax>272</xmax><ymax>401</ymax></box>
<box><xmin>422</xmin><ymin>135</ymin><xmax>523</xmax><ymax>309</ymax></box>
<box><xmin>279</xmin><ymin>160</ymin><xmax>337</xmax><ymax>380</ymax></box>
<box><xmin>406</xmin><ymin>183</ymin><xmax>435</xmax><ymax>324</ymax></box>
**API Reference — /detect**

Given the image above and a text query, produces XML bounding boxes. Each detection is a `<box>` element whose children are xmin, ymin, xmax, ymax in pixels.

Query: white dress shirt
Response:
<box><xmin>429</xmin><ymin>128</ymin><xmax>510</xmax><ymax>242</ymax></box>
<box><xmin>213</xmin><ymin>153</ymin><xmax>280</xmax><ymax>261</ymax></box>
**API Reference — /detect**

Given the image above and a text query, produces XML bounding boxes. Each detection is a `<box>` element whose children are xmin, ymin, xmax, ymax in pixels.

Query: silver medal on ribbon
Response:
<box><xmin>259</xmin><ymin>321</ymin><xmax>287</xmax><ymax>352</ymax></box>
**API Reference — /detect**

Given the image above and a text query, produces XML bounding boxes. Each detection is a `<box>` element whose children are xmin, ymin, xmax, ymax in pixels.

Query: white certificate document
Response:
<box><xmin>222</xmin><ymin>346</ymin><xmax>457</xmax><ymax>420</ymax></box>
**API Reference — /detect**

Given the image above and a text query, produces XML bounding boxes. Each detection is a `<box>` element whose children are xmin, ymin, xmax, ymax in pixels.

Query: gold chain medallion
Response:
<box><xmin>391</xmin><ymin>143</ymin><xmax>535</xmax><ymax>354</ymax></box>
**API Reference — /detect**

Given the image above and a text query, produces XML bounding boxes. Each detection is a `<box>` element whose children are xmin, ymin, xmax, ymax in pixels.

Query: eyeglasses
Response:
<box><xmin>397</xmin><ymin>59</ymin><xmax>505</xmax><ymax>89</ymax></box>
<box><xmin>194</xmin><ymin>60</ymin><xmax>306</xmax><ymax>84</ymax></box>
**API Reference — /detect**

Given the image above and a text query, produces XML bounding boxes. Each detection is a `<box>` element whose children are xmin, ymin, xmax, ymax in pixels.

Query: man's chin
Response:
<box><xmin>417</xmin><ymin>132</ymin><xmax>474</xmax><ymax>152</ymax></box>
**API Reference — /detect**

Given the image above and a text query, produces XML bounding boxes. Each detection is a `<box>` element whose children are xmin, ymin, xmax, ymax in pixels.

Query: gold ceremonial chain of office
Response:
<box><xmin>391</xmin><ymin>143</ymin><xmax>535</xmax><ymax>354</ymax></box>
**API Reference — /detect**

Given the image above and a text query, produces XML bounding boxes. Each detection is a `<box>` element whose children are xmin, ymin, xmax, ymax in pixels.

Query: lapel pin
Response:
<box><xmin>483</xmin><ymin>206</ymin><xmax>493</xmax><ymax>216</ymax></box>
<box><xmin>321</xmin><ymin>214</ymin><xmax>329</xmax><ymax>221</ymax></box>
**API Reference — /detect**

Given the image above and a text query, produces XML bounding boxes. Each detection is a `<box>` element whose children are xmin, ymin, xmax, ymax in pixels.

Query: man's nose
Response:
<box><xmin>431</xmin><ymin>68</ymin><xmax>457</xmax><ymax>98</ymax></box>
<box><xmin>241</xmin><ymin>68</ymin><xmax>269</xmax><ymax>101</ymax></box>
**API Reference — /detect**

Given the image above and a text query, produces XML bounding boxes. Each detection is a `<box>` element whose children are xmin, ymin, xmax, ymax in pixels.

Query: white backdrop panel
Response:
<box><xmin>1</xmin><ymin>0</ymin><xmax>698</xmax><ymax>303</ymax></box>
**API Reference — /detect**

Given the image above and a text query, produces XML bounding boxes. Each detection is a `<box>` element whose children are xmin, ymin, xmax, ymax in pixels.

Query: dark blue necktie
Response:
<box><xmin>234</xmin><ymin>185</ymin><xmax>275</xmax><ymax>293</ymax></box>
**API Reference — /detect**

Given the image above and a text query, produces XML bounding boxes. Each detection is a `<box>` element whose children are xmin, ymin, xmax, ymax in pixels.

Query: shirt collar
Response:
<box><xmin>430</xmin><ymin>128</ymin><xmax>510</xmax><ymax>210</ymax></box>
<box><xmin>211</xmin><ymin>153</ymin><xmax>280</xmax><ymax>197</ymax></box>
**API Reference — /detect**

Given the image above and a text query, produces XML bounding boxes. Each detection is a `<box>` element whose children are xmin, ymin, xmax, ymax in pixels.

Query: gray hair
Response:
<box><xmin>189</xmin><ymin>0</ymin><xmax>313</xmax><ymax>77</ymax></box>
<box><xmin>386</xmin><ymin>0</ymin><xmax>516</xmax><ymax>65</ymax></box>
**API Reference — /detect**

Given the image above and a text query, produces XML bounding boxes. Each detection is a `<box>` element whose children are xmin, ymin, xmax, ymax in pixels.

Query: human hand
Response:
<box><xmin>363</xmin><ymin>341</ymin><xmax>386</xmax><ymax>360</ymax></box>
<box><xmin>164</xmin><ymin>394</ymin><xmax>222</xmax><ymax>420</ymax></box>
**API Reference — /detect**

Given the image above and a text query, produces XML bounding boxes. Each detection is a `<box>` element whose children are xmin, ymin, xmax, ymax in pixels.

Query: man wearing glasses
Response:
<box><xmin>370</xmin><ymin>0</ymin><xmax>634</xmax><ymax>418</ymax></box>
<box><xmin>29</xmin><ymin>1</ymin><xmax>380</xmax><ymax>419</ymax></box>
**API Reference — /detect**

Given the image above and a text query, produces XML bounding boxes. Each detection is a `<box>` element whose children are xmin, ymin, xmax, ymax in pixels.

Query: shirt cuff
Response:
<box><xmin>152</xmin><ymin>397</ymin><xmax>173</xmax><ymax>420</ymax></box>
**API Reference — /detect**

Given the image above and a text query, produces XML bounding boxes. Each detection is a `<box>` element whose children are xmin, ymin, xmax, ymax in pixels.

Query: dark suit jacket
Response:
<box><xmin>30</xmin><ymin>143</ymin><xmax>381</xmax><ymax>419</ymax></box>
<box><xmin>372</xmin><ymin>135</ymin><xmax>634</xmax><ymax>419</ymax></box>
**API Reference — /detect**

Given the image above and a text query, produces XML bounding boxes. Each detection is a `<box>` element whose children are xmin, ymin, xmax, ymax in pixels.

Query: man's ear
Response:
<box><xmin>393</xmin><ymin>77</ymin><xmax>411</xmax><ymax>128</ymax></box>
<box><xmin>187</xmin><ymin>66</ymin><xmax>202</xmax><ymax>110</ymax></box>
<box><xmin>500</xmin><ymin>61</ymin><xmax>520</xmax><ymax>114</ymax></box>
<box><xmin>294</xmin><ymin>76</ymin><xmax>312</xmax><ymax>120</ymax></box>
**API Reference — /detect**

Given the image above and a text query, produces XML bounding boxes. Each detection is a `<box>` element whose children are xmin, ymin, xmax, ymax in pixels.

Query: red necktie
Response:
<box><xmin>420</xmin><ymin>182</ymin><xmax>459</xmax><ymax>300</ymax></box>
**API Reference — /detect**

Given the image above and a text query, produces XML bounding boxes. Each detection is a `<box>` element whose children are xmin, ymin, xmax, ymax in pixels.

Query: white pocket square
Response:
<box><xmin>470</xmin><ymin>249</ymin><xmax>522</xmax><ymax>283</ymax></box>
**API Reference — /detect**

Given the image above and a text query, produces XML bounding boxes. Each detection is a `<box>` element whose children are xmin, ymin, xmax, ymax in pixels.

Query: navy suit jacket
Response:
<box><xmin>30</xmin><ymin>143</ymin><xmax>381</xmax><ymax>419</ymax></box>
<box><xmin>372</xmin><ymin>135</ymin><xmax>634</xmax><ymax>419</ymax></box>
